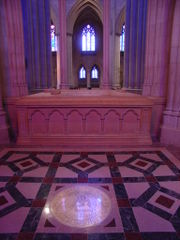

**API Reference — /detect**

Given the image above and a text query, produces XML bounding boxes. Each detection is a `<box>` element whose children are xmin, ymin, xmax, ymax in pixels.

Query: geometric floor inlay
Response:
<box><xmin>130</xmin><ymin>158</ymin><xmax>153</xmax><ymax>170</ymax></box>
<box><xmin>0</xmin><ymin>147</ymin><xmax>180</xmax><ymax>240</ymax></box>
<box><xmin>0</xmin><ymin>196</ymin><xmax>8</xmax><ymax>206</ymax></box>
<box><xmin>49</xmin><ymin>185</ymin><xmax>112</xmax><ymax>228</ymax></box>
<box><xmin>155</xmin><ymin>195</ymin><xmax>175</xmax><ymax>209</ymax></box>
<box><xmin>72</xmin><ymin>159</ymin><xmax>96</xmax><ymax>171</ymax></box>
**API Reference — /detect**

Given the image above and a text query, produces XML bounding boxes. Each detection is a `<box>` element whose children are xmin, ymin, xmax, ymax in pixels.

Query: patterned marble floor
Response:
<box><xmin>0</xmin><ymin>147</ymin><xmax>180</xmax><ymax>240</ymax></box>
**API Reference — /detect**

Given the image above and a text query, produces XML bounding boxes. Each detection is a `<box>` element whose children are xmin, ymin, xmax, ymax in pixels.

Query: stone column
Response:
<box><xmin>0</xmin><ymin>0</ymin><xmax>28</xmax><ymax>140</ymax></box>
<box><xmin>67</xmin><ymin>33</ymin><xmax>74</xmax><ymax>88</ymax></box>
<box><xmin>124</xmin><ymin>0</ymin><xmax>131</xmax><ymax>89</ymax></box>
<box><xmin>87</xmin><ymin>69</ymin><xmax>91</xmax><ymax>89</ymax></box>
<box><xmin>102</xmin><ymin>0</ymin><xmax>110</xmax><ymax>89</ymax></box>
<box><xmin>0</xmin><ymin>90</ymin><xmax>9</xmax><ymax>144</ymax></box>
<box><xmin>111</xmin><ymin>0</ymin><xmax>122</xmax><ymax>89</ymax></box>
<box><xmin>59</xmin><ymin>0</ymin><xmax>68</xmax><ymax>89</ymax></box>
<box><xmin>143</xmin><ymin>0</ymin><xmax>174</xmax><ymax>97</ymax></box>
<box><xmin>21</xmin><ymin>0</ymin><xmax>52</xmax><ymax>92</ymax></box>
<box><xmin>113</xmin><ymin>5</ymin><xmax>125</xmax><ymax>89</ymax></box>
<box><xmin>2</xmin><ymin>0</ymin><xmax>28</xmax><ymax>97</ymax></box>
<box><xmin>56</xmin><ymin>34</ymin><xmax>61</xmax><ymax>89</ymax></box>
<box><xmin>143</xmin><ymin>0</ymin><xmax>175</xmax><ymax>140</ymax></box>
<box><xmin>124</xmin><ymin>0</ymin><xmax>147</xmax><ymax>91</ymax></box>
<box><xmin>161</xmin><ymin>0</ymin><xmax>180</xmax><ymax>147</ymax></box>
<box><xmin>113</xmin><ymin>35</ymin><xmax>121</xmax><ymax>89</ymax></box>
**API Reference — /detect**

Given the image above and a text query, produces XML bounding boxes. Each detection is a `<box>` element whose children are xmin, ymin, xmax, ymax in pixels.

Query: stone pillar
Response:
<box><xmin>21</xmin><ymin>0</ymin><xmax>52</xmax><ymax>92</ymax></box>
<box><xmin>124</xmin><ymin>0</ymin><xmax>147</xmax><ymax>91</ymax></box>
<box><xmin>59</xmin><ymin>0</ymin><xmax>68</xmax><ymax>89</ymax></box>
<box><xmin>161</xmin><ymin>0</ymin><xmax>180</xmax><ymax>147</ymax></box>
<box><xmin>111</xmin><ymin>0</ymin><xmax>122</xmax><ymax>89</ymax></box>
<box><xmin>0</xmin><ymin>0</ymin><xmax>28</xmax><ymax>140</ymax></box>
<box><xmin>136</xmin><ymin>0</ymin><xmax>146</xmax><ymax>89</ymax></box>
<box><xmin>143</xmin><ymin>0</ymin><xmax>174</xmax><ymax>97</ymax></box>
<box><xmin>0</xmin><ymin>4</ymin><xmax>9</xmax><ymax>144</ymax></box>
<box><xmin>124</xmin><ymin>0</ymin><xmax>131</xmax><ymax>89</ymax></box>
<box><xmin>2</xmin><ymin>0</ymin><xmax>28</xmax><ymax>97</ymax></box>
<box><xmin>143</xmin><ymin>0</ymin><xmax>175</xmax><ymax>140</ymax></box>
<box><xmin>102</xmin><ymin>0</ymin><xmax>110</xmax><ymax>89</ymax></box>
<box><xmin>87</xmin><ymin>69</ymin><xmax>91</xmax><ymax>89</ymax></box>
<box><xmin>113</xmin><ymin>4</ymin><xmax>125</xmax><ymax>89</ymax></box>
<box><xmin>67</xmin><ymin>33</ymin><xmax>74</xmax><ymax>88</ymax></box>
<box><xmin>56</xmin><ymin>34</ymin><xmax>61</xmax><ymax>89</ymax></box>
<box><xmin>0</xmin><ymin>90</ymin><xmax>9</xmax><ymax>145</ymax></box>
<box><xmin>113</xmin><ymin>35</ymin><xmax>121</xmax><ymax>89</ymax></box>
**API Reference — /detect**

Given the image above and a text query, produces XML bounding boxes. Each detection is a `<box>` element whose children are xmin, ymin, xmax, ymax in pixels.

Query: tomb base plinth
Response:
<box><xmin>16</xmin><ymin>90</ymin><xmax>153</xmax><ymax>148</ymax></box>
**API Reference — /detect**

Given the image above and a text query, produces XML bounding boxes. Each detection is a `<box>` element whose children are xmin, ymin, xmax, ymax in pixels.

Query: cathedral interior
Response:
<box><xmin>0</xmin><ymin>0</ymin><xmax>180</xmax><ymax>239</ymax></box>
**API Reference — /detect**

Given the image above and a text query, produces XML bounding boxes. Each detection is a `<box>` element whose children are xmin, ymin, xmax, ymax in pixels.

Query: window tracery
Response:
<box><xmin>82</xmin><ymin>24</ymin><xmax>95</xmax><ymax>52</ymax></box>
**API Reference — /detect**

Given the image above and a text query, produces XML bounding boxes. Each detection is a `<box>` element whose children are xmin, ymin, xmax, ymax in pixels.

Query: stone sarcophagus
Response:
<box><xmin>16</xmin><ymin>90</ymin><xmax>152</xmax><ymax>148</ymax></box>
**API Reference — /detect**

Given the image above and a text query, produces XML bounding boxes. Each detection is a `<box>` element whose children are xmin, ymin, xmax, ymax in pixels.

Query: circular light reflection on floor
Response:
<box><xmin>50</xmin><ymin>185</ymin><xmax>112</xmax><ymax>228</ymax></box>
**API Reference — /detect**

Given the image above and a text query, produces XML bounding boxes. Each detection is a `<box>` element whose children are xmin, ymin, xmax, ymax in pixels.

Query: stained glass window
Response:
<box><xmin>82</xmin><ymin>25</ymin><xmax>95</xmax><ymax>52</ymax></box>
<box><xmin>91</xmin><ymin>66</ymin><xmax>98</xmax><ymax>79</ymax></box>
<box><xmin>79</xmin><ymin>66</ymin><xmax>86</xmax><ymax>79</ymax></box>
<box><xmin>51</xmin><ymin>25</ymin><xmax>57</xmax><ymax>52</ymax></box>
<box><xmin>120</xmin><ymin>24</ymin><xmax>125</xmax><ymax>52</ymax></box>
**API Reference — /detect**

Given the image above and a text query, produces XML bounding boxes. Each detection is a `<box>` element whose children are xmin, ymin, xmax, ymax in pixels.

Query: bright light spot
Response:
<box><xmin>51</xmin><ymin>24</ymin><xmax>57</xmax><ymax>52</ymax></box>
<box><xmin>44</xmin><ymin>206</ymin><xmax>50</xmax><ymax>214</ymax></box>
<box><xmin>91</xmin><ymin>66</ymin><xmax>98</xmax><ymax>79</ymax></box>
<box><xmin>82</xmin><ymin>35</ymin><xmax>86</xmax><ymax>51</ymax></box>
<box><xmin>91</xmin><ymin>35</ymin><xmax>95</xmax><ymax>51</ymax></box>
<box><xmin>79</xmin><ymin>66</ymin><xmax>86</xmax><ymax>79</ymax></box>
<box><xmin>120</xmin><ymin>24</ymin><xmax>125</xmax><ymax>52</ymax></box>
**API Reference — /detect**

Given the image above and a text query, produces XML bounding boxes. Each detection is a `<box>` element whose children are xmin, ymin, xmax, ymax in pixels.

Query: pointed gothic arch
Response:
<box><xmin>67</xmin><ymin>0</ymin><xmax>102</xmax><ymax>35</ymax></box>
<box><xmin>66</xmin><ymin>1</ymin><xmax>103</xmax><ymax>88</ymax></box>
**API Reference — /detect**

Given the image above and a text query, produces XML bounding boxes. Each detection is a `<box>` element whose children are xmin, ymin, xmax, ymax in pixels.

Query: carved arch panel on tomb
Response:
<box><xmin>121</xmin><ymin>109</ymin><xmax>140</xmax><ymax>133</ymax></box>
<box><xmin>104</xmin><ymin>110</ymin><xmax>120</xmax><ymax>134</ymax></box>
<box><xmin>85</xmin><ymin>110</ymin><xmax>102</xmax><ymax>134</ymax></box>
<box><xmin>67</xmin><ymin>110</ymin><xmax>83</xmax><ymax>134</ymax></box>
<box><xmin>49</xmin><ymin>110</ymin><xmax>65</xmax><ymax>135</ymax></box>
<box><xmin>30</xmin><ymin>110</ymin><xmax>47</xmax><ymax>136</ymax></box>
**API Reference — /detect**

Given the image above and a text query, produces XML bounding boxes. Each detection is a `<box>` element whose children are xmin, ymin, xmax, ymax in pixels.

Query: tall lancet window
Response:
<box><xmin>120</xmin><ymin>24</ymin><xmax>125</xmax><ymax>52</ymax></box>
<box><xmin>51</xmin><ymin>24</ymin><xmax>57</xmax><ymax>52</ymax></box>
<box><xmin>91</xmin><ymin>66</ymin><xmax>98</xmax><ymax>79</ymax></box>
<box><xmin>79</xmin><ymin>66</ymin><xmax>86</xmax><ymax>79</ymax></box>
<box><xmin>82</xmin><ymin>25</ymin><xmax>95</xmax><ymax>52</ymax></box>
